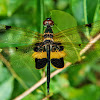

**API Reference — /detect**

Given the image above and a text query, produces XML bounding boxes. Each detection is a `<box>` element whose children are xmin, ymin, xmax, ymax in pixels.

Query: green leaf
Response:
<box><xmin>0</xmin><ymin>0</ymin><xmax>7</xmax><ymax>15</ymax></box>
<box><xmin>22</xmin><ymin>94</ymin><xmax>39</xmax><ymax>100</ymax></box>
<box><xmin>7</xmin><ymin>0</ymin><xmax>25</xmax><ymax>16</ymax></box>
<box><xmin>56</xmin><ymin>0</ymin><xmax>69</xmax><ymax>10</ymax></box>
<box><xmin>87</xmin><ymin>0</ymin><xmax>98</xmax><ymax>23</ymax></box>
<box><xmin>50</xmin><ymin>10</ymin><xmax>77</xmax><ymax>33</ymax></box>
<box><xmin>0</xmin><ymin>49</ymin><xmax>2</xmax><ymax>52</ymax></box>
<box><xmin>71</xmin><ymin>0</ymin><xmax>85</xmax><ymax>24</ymax></box>
<box><xmin>76</xmin><ymin>85</ymin><xmax>100</xmax><ymax>100</ymax></box>
<box><xmin>94</xmin><ymin>1</ymin><xmax>100</xmax><ymax>21</ymax></box>
<box><xmin>0</xmin><ymin>65</ymin><xmax>14</xmax><ymax>100</ymax></box>
<box><xmin>71</xmin><ymin>0</ymin><xmax>98</xmax><ymax>24</ymax></box>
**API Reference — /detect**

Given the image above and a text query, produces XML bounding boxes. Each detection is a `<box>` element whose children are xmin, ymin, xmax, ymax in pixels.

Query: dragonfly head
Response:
<box><xmin>43</xmin><ymin>18</ymin><xmax>54</xmax><ymax>27</ymax></box>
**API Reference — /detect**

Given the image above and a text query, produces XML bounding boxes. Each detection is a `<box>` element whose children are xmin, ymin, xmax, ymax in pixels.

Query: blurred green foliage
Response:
<box><xmin>0</xmin><ymin>0</ymin><xmax>100</xmax><ymax>100</ymax></box>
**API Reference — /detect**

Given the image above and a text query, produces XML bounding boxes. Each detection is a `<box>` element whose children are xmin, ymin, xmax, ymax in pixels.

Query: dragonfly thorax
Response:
<box><xmin>43</xmin><ymin>22</ymin><xmax>54</xmax><ymax>47</ymax></box>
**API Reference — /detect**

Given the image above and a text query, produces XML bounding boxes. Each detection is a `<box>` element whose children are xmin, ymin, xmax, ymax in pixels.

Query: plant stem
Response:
<box><xmin>84</xmin><ymin>0</ymin><xmax>90</xmax><ymax>39</ymax></box>
<box><xmin>40</xmin><ymin>0</ymin><xmax>44</xmax><ymax>34</ymax></box>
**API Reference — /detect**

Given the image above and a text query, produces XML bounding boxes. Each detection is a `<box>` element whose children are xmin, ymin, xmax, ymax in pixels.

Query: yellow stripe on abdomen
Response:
<box><xmin>43</xmin><ymin>38</ymin><xmax>54</xmax><ymax>41</ymax></box>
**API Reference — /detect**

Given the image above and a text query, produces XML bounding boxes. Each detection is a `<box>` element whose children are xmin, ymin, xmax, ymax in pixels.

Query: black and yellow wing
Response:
<box><xmin>0</xmin><ymin>24</ymin><xmax>44</xmax><ymax>70</ymax></box>
<box><xmin>51</xmin><ymin>20</ymin><xmax>100</xmax><ymax>68</ymax></box>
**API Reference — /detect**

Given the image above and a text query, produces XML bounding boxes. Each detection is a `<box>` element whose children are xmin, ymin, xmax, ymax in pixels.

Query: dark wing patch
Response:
<box><xmin>6</xmin><ymin>26</ymin><xmax>11</xmax><ymax>30</ymax></box>
<box><xmin>85</xmin><ymin>23</ymin><xmax>92</xmax><ymax>27</ymax></box>
<box><xmin>35</xmin><ymin>58</ymin><xmax>47</xmax><ymax>69</ymax></box>
<box><xmin>51</xmin><ymin>57</ymin><xmax>64</xmax><ymax>69</ymax></box>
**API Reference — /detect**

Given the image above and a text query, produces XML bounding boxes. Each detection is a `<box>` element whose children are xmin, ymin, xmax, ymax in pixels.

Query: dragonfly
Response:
<box><xmin>0</xmin><ymin>18</ymin><xmax>100</xmax><ymax>94</ymax></box>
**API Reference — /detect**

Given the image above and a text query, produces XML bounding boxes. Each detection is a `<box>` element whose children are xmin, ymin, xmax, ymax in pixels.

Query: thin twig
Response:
<box><xmin>40</xmin><ymin>0</ymin><xmax>44</xmax><ymax>34</ymax></box>
<box><xmin>13</xmin><ymin>33</ymin><xmax>100</xmax><ymax>100</ymax></box>
<box><xmin>80</xmin><ymin>34</ymin><xmax>100</xmax><ymax>55</ymax></box>
<box><xmin>42</xmin><ymin>94</ymin><xmax>52</xmax><ymax>100</ymax></box>
<box><xmin>0</xmin><ymin>53</ymin><xmax>28</xmax><ymax>89</ymax></box>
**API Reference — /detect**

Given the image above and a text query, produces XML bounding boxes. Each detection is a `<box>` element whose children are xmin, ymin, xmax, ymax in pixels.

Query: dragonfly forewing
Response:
<box><xmin>0</xmin><ymin>24</ymin><xmax>43</xmax><ymax>47</ymax></box>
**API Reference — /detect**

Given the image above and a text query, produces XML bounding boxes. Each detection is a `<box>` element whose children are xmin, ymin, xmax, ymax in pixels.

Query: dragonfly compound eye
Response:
<box><xmin>43</xmin><ymin>18</ymin><xmax>54</xmax><ymax>27</ymax></box>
